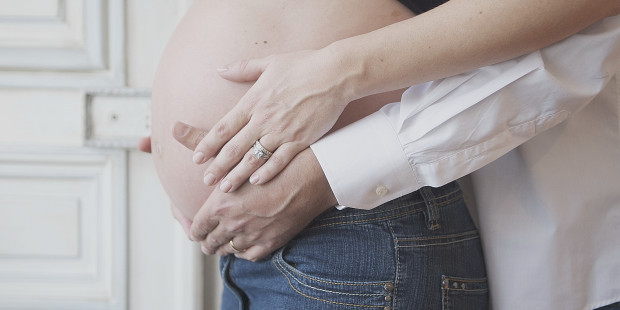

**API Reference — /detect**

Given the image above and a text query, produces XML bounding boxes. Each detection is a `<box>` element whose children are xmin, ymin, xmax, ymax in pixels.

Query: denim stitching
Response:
<box><xmin>314</xmin><ymin>188</ymin><xmax>462</xmax><ymax>223</ymax></box>
<box><xmin>387</xmin><ymin>220</ymin><xmax>399</xmax><ymax>309</ymax></box>
<box><xmin>310</xmin><ymin>195</ymin><xmax>464</xmax><ymax>230</ymax></box>
<box><xmin>442</xmin><ymin>276</ymin><xmax>489</xmax><ymax>309</ymax></box>
<box><xmin>398</xmin><ymin>230</ymin><xmax>478</xmax><ymax>242</ymax></box>
<box><xmin>400</xmin><ymin>239</ymin><xmax>481</xmax><ymax>248</ymax></box>
<box><xmin>398</xmin><ymin>231</ymin><xmax>480</xmax><ymax>248</ymax></box>
<box><xmin>272</xmin><ymin>253</ymin><xmax>389</xmax><ymax>308</ymax></box>
<box><xmin>309</xmin><ymin>206</ymin><xmax>427</xmax><ymax>230</ymax></box>
<box><xmin>273</xmin><ymin>250</ymin><xmax>391</xmax><ymax>287</ymax></box>
<box><xmin>222</xmin><ymin>257</ymin><xmax>248</xmax><ymax>310</ymax></box>
<box><xmin>274</xmin><ymin>258</ymin><xmax>385</xmax><ymax>297</ymax></box>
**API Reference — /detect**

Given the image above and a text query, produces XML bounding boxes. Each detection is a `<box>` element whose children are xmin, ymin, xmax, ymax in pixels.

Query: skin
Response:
<box><xmin>192</xmin><ymin>0</ymin><xmax>620</xmax><ymax>193</ymax></box>
<box><xmin>150</xmin><ymin>0</ymin><xmax>414</xmax><ymax>256</ymax></box>
<box><xmin>152</xmin><ymin>0</ymin><xmax>620</xmax><ymax>260</ymax></box>
<box><xmin>171</xmin><ymin>122</ymin><xmax>337</xmax><ymax>260</ymax></box>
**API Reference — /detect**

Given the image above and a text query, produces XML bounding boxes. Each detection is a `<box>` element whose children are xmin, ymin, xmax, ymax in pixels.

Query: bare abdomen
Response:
<box><xmin>151</xmin><ymin>0</ymin><xmax>414</xmax><ymax>219</ymax></box>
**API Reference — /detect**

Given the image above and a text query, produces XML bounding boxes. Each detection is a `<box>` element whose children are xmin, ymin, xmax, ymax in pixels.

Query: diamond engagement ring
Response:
<box><xmin>252</xmin><ymin>140</ymin><xmax>273</xmax><ymax>160</ymax></box>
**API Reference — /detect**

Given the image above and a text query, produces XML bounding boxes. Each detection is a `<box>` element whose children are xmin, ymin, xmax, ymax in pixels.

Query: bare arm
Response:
<box><xmin>193</xmin><ymin>0</ymin><xmax>620</xmax><ymax>192</ymax></box>
<box><xmin>340</xmin><ymin>0</ymin><xmax>620</xmax><ymax>97</ymax></box>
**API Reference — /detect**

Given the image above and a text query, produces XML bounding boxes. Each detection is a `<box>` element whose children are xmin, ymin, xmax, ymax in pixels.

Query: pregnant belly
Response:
<box><xmin>151</xmin><ymin>0</ymin><xmax>414</xmax><ymax>219</ymax></box>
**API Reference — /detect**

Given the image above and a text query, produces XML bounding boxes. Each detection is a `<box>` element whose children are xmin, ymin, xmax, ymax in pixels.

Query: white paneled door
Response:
<box><xmin>0</xmin><ymin>1</ymin><xmax>217</xmax><ymax>309</ymax></box>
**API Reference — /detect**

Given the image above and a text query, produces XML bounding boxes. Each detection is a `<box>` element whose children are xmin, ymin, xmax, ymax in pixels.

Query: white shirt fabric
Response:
<box><xmin>311</xmin><ymin>16</ymin><xmax>620</xmax><ymax>310</ymax></box>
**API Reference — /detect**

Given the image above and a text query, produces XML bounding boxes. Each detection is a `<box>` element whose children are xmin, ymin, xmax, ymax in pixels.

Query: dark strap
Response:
<box><xmin>397</xmin><ymin>0</ymin><xmax>450</xmax><ymax>14</ymax></box>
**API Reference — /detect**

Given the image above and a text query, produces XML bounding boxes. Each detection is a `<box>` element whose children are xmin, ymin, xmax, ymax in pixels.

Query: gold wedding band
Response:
<box><xmin>229</xmin><ymin>240</ymin><xmax>246</xmax><ymax>253</ymax></box>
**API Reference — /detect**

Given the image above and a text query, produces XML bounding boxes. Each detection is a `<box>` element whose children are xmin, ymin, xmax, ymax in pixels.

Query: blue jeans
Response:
<box><xmin>220</xmin><ymin>182</ymin><xmax>488</xmax><ymax>309</ymax></box>
<box><xmin>597</xmin><ymin>302</ymin><xmax>620</xmax><ymax>309</ymax></box>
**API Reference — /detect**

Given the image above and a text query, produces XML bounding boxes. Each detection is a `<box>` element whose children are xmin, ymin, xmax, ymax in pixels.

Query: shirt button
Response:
<box><xmin>384</xmin><ymin>283</ymin><xmax>394</xmax><ymax>292</ymax></box>
<box><xmin>376</xmin><ymin>185</ymin><xmax>389</xmax><ymax>197</ymax></box>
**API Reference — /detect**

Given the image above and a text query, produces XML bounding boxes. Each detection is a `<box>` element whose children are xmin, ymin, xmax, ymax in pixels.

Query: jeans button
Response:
<box><xmin>384</xmin><ymin>283</ymin><xmax>394</xmax><ymax>292</ymax></box>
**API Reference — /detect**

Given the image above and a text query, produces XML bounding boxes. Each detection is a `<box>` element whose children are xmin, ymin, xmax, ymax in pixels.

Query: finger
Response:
<box><xmin>170</xmin><ymin>204</ymin><xmax>193</xmax><ymax>239</ymax></box>
<box><xmin>200</xmin><ymin>225</ymin><xmax>235</xmax><ymax>255</ymax></box>
<box><xmin>172</xmin><ymin>121</ymin><xmax>208</xmax><ymax>151</ymax></box>
<box><xmin>217</xmin><ymin>56</ymin><xmax>271</xmax><ymax>83</ymax></box>
<box><xmin>202</xmin><ymin>127</ymin><xmax>257</xmax><ymax>187</ymax></box>
<box><xmin>136</xmin><ymin>136</ymin><xmax>152</xmax><ymax>153</ymax></box>
<box><xmin>192</xmin><ymin>107</ymin><xmax>250</xmax><ymax>165</ymax></box>
<box><xmin>189</xmin><ymin>208</ymin><xmax>219</xmax><ymax>241</ymax></box>
<box><xmin>215</xmin><ymin>238</ymin><xmax>250</xmax><ymax>257</ymax></box>
<box><xmin>249</xmin><ymin>142</ymin><xmax>303</xmax><ymax>185</ymax></box>
<box><xmin>218</xmin><ymin>147</ymin><xmax>266</xmax><ymax>192</ymax></box>
<box><xmin>235</xmin><ymin>245</ymin><xmax>271</xmax><ymax>262</ymax></box>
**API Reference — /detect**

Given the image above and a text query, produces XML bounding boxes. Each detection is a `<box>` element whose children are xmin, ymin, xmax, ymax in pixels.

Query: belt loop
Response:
<box><xmin>420</xmin><ymin>186</ymin><xmax>441</xmax><ymax>230</ymax></box>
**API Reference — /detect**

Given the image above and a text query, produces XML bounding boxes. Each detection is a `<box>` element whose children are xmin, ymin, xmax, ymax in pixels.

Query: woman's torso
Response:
<box><xmin>151</xmin><ymin>0</ymin><xmax>415</xmax><ymax>218</ymax></box>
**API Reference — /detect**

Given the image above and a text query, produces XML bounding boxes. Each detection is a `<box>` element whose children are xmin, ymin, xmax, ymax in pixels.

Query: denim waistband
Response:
<box><xmin>308</xmin><ymin>181</ymin><xmax>462</xmax><ymax>230</ymax></box>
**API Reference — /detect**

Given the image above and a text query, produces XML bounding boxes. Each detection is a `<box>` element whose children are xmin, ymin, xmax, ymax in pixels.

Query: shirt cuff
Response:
<box><xmin>310</xmin><ymin>109</ymin><xmax>420</xmax><ymax>210</ymax></box>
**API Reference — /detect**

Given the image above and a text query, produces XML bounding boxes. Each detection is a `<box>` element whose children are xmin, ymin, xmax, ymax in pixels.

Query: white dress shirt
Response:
<box><xmin>311</xmin><ymin>16</ymin><xmax>620</xmax><ymax>310</ymax></box>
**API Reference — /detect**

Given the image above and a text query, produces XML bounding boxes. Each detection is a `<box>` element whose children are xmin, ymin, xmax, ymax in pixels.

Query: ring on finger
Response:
<box><xmin>229</xmin><ymin>239</ymin><xmax>247</xmax><ymax>253</ymax></box>
<box><xmin>252</xmin><ymin>140</ymin><xmax>273</xmax><ymax>160</ymax></box>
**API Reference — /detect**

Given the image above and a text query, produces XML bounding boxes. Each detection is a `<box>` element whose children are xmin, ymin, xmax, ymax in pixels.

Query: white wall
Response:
<box><xmin>0</xmin><ymin>1</ymin><xmax>218</xmax><ymax>309</ymax></box>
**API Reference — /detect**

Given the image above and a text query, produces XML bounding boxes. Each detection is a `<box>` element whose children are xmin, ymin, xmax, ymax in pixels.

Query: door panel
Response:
<box><xmin>0</xmin><ymin>1</ymin><xmax>215</xmax><ymax>309</ymax></box>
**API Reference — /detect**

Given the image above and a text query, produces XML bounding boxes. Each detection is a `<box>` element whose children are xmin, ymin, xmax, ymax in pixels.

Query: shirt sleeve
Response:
<box><xmin>311</xmin><ymin>15</ymin><xmax>620</xmax><ymax>210</ymax></box>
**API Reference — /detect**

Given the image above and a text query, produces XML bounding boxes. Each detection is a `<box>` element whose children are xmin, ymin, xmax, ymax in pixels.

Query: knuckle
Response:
<box><xmin>214</xmin><ymin>122</ymin><xmax>230</xmax><ymax>140</ymax></box>
<box><xmin>207</xmin><ymin>237</ymin><xmax>220</xmax><ymax>246</ymax></box>
<box><xmin>191</xmin><ymin>228</ymin><xmax>206</xmax><ymax>240</ymax></box>
<box><xmin>224</xmin><ymin>221</ymin><xmax>244</xmax><ymax>234</ymax></box>
<box><xmin>244</xmin><ymin>152</ymin><xmax>260</xmax><ymax>166</ymax></box>
<box><xmin>266</xmin><ymin>154</ymin><xmax>285</xmax><ymax>169</ymax></box>
<box><xmin>223</xmin><ymin>143</ymin><xmax>242</xmax><ymax>158</ymax></box>
<box><xmin>264</xmin><ymin>240</ymin><xmax>278</xmax><ymax>251</ymax></box>
<box><xmin>272</xmin><ymin>122</ymin><xmax>287</xmax><ymax>135</ymax></box>
<box><xmin>210</xmin><ymin>205</ymin><xmax>227</xmax><ymax>217</ymax></box>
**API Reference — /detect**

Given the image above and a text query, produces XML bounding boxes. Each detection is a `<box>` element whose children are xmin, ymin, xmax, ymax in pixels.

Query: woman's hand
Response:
<box><xmin>192</xmin><ymin>48</ymin><xmax>360</xmax><ymax>193</ymax></box>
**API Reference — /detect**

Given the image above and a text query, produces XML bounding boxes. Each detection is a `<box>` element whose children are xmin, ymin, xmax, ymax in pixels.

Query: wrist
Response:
<box><xmin>322</xmin><ymin>39</ymin><xmax>372</xmax><ymax>103</ymax></box>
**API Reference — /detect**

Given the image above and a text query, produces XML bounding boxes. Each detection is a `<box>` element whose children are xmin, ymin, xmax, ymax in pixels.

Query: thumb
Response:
<box><xmin>217</xmin><ymin>56</ymin><xmax>270</xmax><ymax>82</ymax></box>
<box><xmin>172</xmin><ymin>121</ymin><xmax>208</xmax><ymax>151</ymax></box>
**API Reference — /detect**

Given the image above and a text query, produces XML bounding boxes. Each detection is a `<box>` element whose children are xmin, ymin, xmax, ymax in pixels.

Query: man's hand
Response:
<box><xmin>137</xmin><ymin>136</ymin><xmax>152</xmax><ymax>153</ymax></box>
<box><xmin>173</xmin><ymin>121</ymin><xmax>338</xmax><ymax>261</ymax></box>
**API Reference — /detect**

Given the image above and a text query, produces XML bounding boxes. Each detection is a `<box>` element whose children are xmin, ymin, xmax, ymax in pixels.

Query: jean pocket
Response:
<box><xmin>272</xmin><ymin>246</ymin><xmax>395</xmax><ymax>308</ymax></box>
<box><xmin>441</xmin><ymin>275</ymin><xmax>489</xmax><ymax>310</ymax></box>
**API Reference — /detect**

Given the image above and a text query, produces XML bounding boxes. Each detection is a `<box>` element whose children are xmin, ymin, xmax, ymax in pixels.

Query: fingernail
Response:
<box><xmin>220</xmin><ymin>180</ymin><xmax>232</xmax><ymax>193</ymax></box>
<box><xmin>216</xmin><ymin>67</ymin><xmax>228</xmax><ymax>73</ymax></box>
<box><xmin>204</xmin><ymin>173</ymin><xmax>216</xmax><ymax>185</ymax></box>
<box><xmin>249</xmin><ymin>174</ymin><xmax>260</xmax><ymax>184</ymax></box>
<box><xmin>193</xmin><ymin>152</ymin><xmax>205</xmax><ymax>164</ymax></box>
<box><xmin>173</xmin><ymin>122</ymin><xmax>190</xmax><ymax>137</ymax></box>
<box><xmin>200</xmin><ymin>245</ymin><xmax>208</xmax><ymax>254</ymax></box>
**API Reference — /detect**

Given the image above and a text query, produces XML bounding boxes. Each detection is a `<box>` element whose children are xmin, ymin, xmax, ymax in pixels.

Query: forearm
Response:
<box><xmin>329</xmin><ymin>0</ymin><xmax>620</xmax><ymax>100</ymax></box>
<box><xmin>313</xmin><ymin>15</ymin><xmax>620</xmax><ymax>209</ymax></box>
